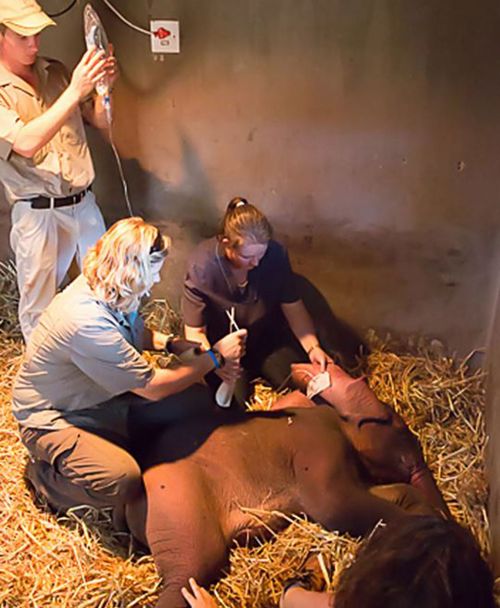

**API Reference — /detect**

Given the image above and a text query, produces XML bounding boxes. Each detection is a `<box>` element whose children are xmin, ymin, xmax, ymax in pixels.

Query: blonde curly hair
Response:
<box><xmin>83</xmin><ymin>217</ymin><xmax>170</xmax><ymax>313</ymax></box>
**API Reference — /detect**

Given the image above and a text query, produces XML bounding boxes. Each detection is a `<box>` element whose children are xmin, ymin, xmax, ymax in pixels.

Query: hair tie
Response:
<box><xmin>228</xmin><ymin>197</ymin><xmax>249</xmax><ymax>211</ymax></box>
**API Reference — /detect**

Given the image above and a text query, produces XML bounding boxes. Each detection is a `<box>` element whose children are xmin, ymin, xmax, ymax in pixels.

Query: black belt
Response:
<box><xmin>29</xmin><ymin>186</ymin><xmax>92</xmax><ymax>209</ymax></box>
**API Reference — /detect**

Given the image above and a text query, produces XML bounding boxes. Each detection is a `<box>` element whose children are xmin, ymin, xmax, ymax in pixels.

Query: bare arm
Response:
<box><xmin>133</xmin><ymin>329</ymin><xmax>247</xmax><ymax>401</ymax></box>
<box><xmin>181</xmin><ymin>579</ymin><xmax>334</xmax><ymax>608</ymax></box>
<box><xmin>142</xmin><ymin>327</ymin><xmax>171</xmax><ymax>351</ymax></box>
<box><xmin>132</xmin><ymin>352</ymin><xmax>216</xmax><ymax>401</ymax></box>
<box><xmin>80</xmin><ymin>93</ymin><xmax>111</xmax><ymax>132</ymax></box>
<box><xmin>184</xmin><ymin>324</ymin><xmax>211</xmax><ymax>351</ymax></box>
<box><xmin>185</xmin><ymin>324</ymin><xmax>241</xmax><ymax>382</ymax></box>
<box><xmin>281</xmin><ymin>300</ymin><xmax>331</xmax><ymax>370</ymax></box>
<box><xmin>143</xmin><ymin>326</ymin><xmax>203</xmax><ymax>356</ymax></box>
<box><xmin>12</xmin><ymin>48</ymin><xmax>107</xmax><ymax>158</ymax></box>
<box><xmin>281</xmin><ymin>587</ymin><xmax>335</xmax><ymax>608</ymax></box>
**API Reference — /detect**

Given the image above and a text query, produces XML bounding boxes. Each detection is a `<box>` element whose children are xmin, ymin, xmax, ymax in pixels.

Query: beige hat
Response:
<box><xmin>0</xmin><ymin>0</ymin><xmax>55</xmax><ymax>36</ymax></box>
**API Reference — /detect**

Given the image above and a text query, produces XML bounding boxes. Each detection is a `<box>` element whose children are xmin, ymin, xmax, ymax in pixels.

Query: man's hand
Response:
<box><xmin>104</xmin><ymin>43</ymin><xmax>119</xmax><ymax>90</ymax></box>
<box><xmin>68</xmin><ymin>48</ymin><xmax>108</xmax><ymax>101</ymax></box>
<box><xmin>181</xmin><ymin>578</ymin><xmax>217</xmax><ymax>608</ymax></box>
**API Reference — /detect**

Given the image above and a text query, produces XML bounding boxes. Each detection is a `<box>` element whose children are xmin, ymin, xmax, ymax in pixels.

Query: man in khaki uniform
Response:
<box><xmin>0</xmin><ymin>0</ymin><xmax>116</xmax><ymax>341</ymax></box>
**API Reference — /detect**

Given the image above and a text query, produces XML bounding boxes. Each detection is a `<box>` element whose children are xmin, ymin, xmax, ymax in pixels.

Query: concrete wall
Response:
<box><xmin>486</xmin><ymin>237</ymin><xmax>500</xmax><ymax>573</ymax></box>
<box><xmin>2</xmin><ymin>0</ymin><xmax>500</xmax><ymax>353</ymax></box>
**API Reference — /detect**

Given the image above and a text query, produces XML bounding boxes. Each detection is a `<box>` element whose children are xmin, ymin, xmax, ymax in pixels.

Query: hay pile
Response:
<box><xmin>0</xmin><ymin>262</ymin><xmax>491</xmax><ymax>607</ymax></box>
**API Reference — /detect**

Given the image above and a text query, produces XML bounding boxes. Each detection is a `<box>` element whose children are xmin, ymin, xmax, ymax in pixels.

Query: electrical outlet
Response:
<box><xmin>150</xmin><ymin>20</ymin><xmax>180</xmax><ymax>53</ymax></box>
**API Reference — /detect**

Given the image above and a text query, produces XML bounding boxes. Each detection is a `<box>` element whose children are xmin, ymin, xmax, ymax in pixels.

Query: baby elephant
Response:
<box><xmin>289</xmin><ymin>361</ymin><xmax>449</xmax><ymax>516</ymax></box>
<box><xmin>126</xmin><ymin>390</ymin><xmax>443</xmax><ymax>608</ymax></box>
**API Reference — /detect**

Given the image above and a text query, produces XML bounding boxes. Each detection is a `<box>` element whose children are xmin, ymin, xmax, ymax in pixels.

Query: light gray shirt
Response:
<box><xmin>12</xmin><ymin>275</ymin><xmax>153</xmax><ymax>430</ymax></box>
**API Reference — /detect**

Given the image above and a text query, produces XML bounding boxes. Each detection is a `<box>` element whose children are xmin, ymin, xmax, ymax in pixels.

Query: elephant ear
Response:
<box><xmin>291</xmin><ymin>362</ymin><xmax>390</xmax><ymax>421</ymax></box>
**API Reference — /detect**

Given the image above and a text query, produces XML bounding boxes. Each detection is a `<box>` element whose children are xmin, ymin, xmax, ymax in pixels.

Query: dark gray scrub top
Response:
<box><xmin>182</xmin><ymin>237</ymin><xmax>299</xmax><ymax>354</ymax></box>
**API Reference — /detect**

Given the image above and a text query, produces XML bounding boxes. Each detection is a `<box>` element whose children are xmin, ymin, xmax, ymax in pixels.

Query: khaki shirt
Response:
<box><xmin>0</xmin><ymin>57</ymin><xmax>94</xmax><ymax>205</ymax></box>
<box><xmin>12</xmin><ymin>275</ymin><xmax>154</xmax><ymax>431</ymax></box>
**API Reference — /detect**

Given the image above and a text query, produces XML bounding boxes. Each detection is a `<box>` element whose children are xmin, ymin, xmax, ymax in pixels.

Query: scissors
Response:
<box><xmin>225</xmin><ymin>306</ymin><xmax>240</xmax><ymax>332</ymax></box>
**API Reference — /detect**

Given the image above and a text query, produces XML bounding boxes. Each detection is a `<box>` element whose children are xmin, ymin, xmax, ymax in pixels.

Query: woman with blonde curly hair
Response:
<box><xmin>13</xmin><ymin>217</ymin><xmax>246</xmax><ymax>523</ymax></box>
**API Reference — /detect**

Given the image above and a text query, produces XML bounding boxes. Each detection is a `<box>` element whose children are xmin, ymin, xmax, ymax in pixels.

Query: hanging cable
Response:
<box><xmin>108</xmin><ymin>123</ymin><xmax>134</xmax><ymax>217</ymax></box>
<box><xmin>46</xmin><ymin>0</ymin><xmax>78</xmax><ymax>18</ymax></box>
<box><xmin>98</xmin><ymin>0</ymin><xmax>151</xmax><ymax>36</ymax></box>
<box><xmin>84</xmin><ymin>4</ymin><xmax>134</xmax><ymax>216</ymax></box>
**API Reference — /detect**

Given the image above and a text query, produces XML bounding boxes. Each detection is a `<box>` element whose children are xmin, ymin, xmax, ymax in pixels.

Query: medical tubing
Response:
<box><xmin>108</xmin><ymin>122</ymin><xmax>133</xmax><ymax>217</ymax></box>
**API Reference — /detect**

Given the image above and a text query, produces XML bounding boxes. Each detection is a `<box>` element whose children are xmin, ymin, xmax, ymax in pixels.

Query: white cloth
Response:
<box><xmin>10</xmin><ymin>191</ymin><xmax>105</xmax><ymax>341</ymax></box>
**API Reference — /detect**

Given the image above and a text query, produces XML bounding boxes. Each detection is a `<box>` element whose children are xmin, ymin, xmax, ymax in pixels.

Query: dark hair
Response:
<box><xmin>219</xmin><ymin>197</ymin><xmax>272</xmax><ymax>249</ymax></box>
<box><xmin>335</xmin><ymin>517</ymin><xmax>495</xmax><ymax>608</ymax></box>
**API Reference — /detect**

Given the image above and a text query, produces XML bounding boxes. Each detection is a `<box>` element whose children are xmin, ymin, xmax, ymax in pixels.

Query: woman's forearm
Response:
<box><xmin>282</xmin><ymin>587</ymin><xmax>335</xmax><ymax>608</ymax></box>
<box><xmin>281</xmin><ymin>300</ymin><xmax>319</xmax><ymax>354</ymax></box>
<box><xmin>184</xmin><ymin>324</ymin><xmax>211</xmax><ymax>351</ymax></box>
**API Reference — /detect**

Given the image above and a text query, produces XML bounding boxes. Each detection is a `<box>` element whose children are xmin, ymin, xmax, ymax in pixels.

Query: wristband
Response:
<box><xmin>163</xmin><ymin>334</ymin><xmax>175</xmax><ymax>355</ymax></box>
<box><xmin>207</xmin><ymin>348</ymin><xmax>223</xmax><ymax>369</ymax></box>
<box><xmin>306</xmin><ymin>343</ymin><xmax>320</xmax><ymax>356</ymax></box>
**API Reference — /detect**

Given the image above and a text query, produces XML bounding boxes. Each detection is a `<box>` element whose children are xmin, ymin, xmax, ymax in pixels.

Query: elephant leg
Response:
<box><xmin>410</xmin><ymin>467</ymin><xmax>451</xmax><ymax>518</ymax></box>
<box><xmin>143</xmin><ymin>463</ymin><xmax>228</xmax><ymax>608</ymax></box>
<box><xmin>369</xmin><ymin>482</ymin><xmax>441</xmax><ymax>518</ymax></box>
<box><xmin>125</xmin><ymin>489</ymin><xmax>148</xmax><ymax>548</ymax></box>
<box><xmin>294</xmin><ymin>438</ymin><xmax>417</xmax><ymax>536</ymax></box>
<box><xmin>300</xmin><ymin>481</ymin><xmax>420</xmax><ymax>537</ymax></box>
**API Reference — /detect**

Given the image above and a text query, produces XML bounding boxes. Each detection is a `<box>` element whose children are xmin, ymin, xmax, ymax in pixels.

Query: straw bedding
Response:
<box><xmin>0</xmin><ymin>262</ymin><xmax>491</xmax><ymax>607</ymax></box>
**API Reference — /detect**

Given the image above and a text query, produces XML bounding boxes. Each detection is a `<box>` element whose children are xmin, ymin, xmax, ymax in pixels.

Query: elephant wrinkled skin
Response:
<box><xmin>126</xmin><ymin>373</ymin><xmax>445</xmax><ymax>608</ymax></box>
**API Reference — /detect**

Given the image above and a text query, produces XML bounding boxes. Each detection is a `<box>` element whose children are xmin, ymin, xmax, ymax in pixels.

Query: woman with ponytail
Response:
<box><xmin>182</xmin><ymin>197</ymin><xmax>330</xmax><ymax>405</ymax></box>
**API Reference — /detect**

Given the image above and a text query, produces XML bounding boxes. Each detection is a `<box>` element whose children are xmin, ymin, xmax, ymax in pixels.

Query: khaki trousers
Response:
<box><xmin>10</xmin><ymin>191</ymin><xmax>106</xmax><ymax>342</ymax></box>
<box><xmin>20</xmin><ymin>385</ymin><xmax>215</xmax><ymax>513</ymax></box>
<box><xmin>21</xmin><ymin>403</ymin><xmax>141</xmax><ymax>513</ymax></box>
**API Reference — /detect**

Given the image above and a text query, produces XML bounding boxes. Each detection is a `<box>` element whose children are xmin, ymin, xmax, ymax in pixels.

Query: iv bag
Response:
<box><xmin>83</xmin><ymin>4</ymin><xmax>110</xmax><ymax>96</ymax></box>
<box><xmin>84</xmin><ymin>4</ymin><xmax>109</xmax><ymax>53</ymax></box>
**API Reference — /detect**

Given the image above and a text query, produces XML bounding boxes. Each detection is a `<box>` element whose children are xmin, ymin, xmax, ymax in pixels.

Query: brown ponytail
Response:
<box><xmin>219</xmin><ymin>197</ymin><xmax>272</xmax><ymax>249</ymax></box>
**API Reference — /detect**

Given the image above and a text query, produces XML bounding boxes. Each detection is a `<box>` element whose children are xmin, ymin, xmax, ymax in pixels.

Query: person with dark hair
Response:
<box><xmin>181</xmin><ymin>516</ymin><xmax>495</xmax><ymax>608</ymax></box>
<box><xmin>182</xmin><ymin>197</ymin><xmax>331</xmax><ymax>405</ymax></box>
<box><xmin>331</xmin><ymin>516</ymin><xmax>495</xmax><ymax>608</ymax></box>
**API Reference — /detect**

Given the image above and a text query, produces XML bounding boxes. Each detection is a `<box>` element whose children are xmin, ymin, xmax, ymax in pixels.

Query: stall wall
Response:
<box><xmin>486</xmin><ymin>251</ymin><xmax>500</xmax><ymax>574</ymax></box>
<box><xmin>1</xmin><ymin>0</ymin><xmax>500</xmax><ymax>354</ymax></box>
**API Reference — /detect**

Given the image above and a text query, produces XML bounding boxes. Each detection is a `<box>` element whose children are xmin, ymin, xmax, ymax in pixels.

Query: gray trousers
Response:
<box><xmin>21</xmin><ymin>384</ymin><xmax>215</xmax><ymax>513</ymax></box>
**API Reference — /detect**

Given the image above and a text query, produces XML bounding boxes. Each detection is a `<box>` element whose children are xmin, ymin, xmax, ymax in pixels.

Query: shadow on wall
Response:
<box><xmin>485</xmin><ymin>245</ymin><xmax>500</xmax><ymax>577</ymax></box>
<box><xmin>89</xmin><ymin>128</ymin><xmax>220</xmax><ymax>240</ymax></box>
<box><xmin>296</xmin><ymin>274</ymin><xmax>368</xmax><ymax>371</ymax></box>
